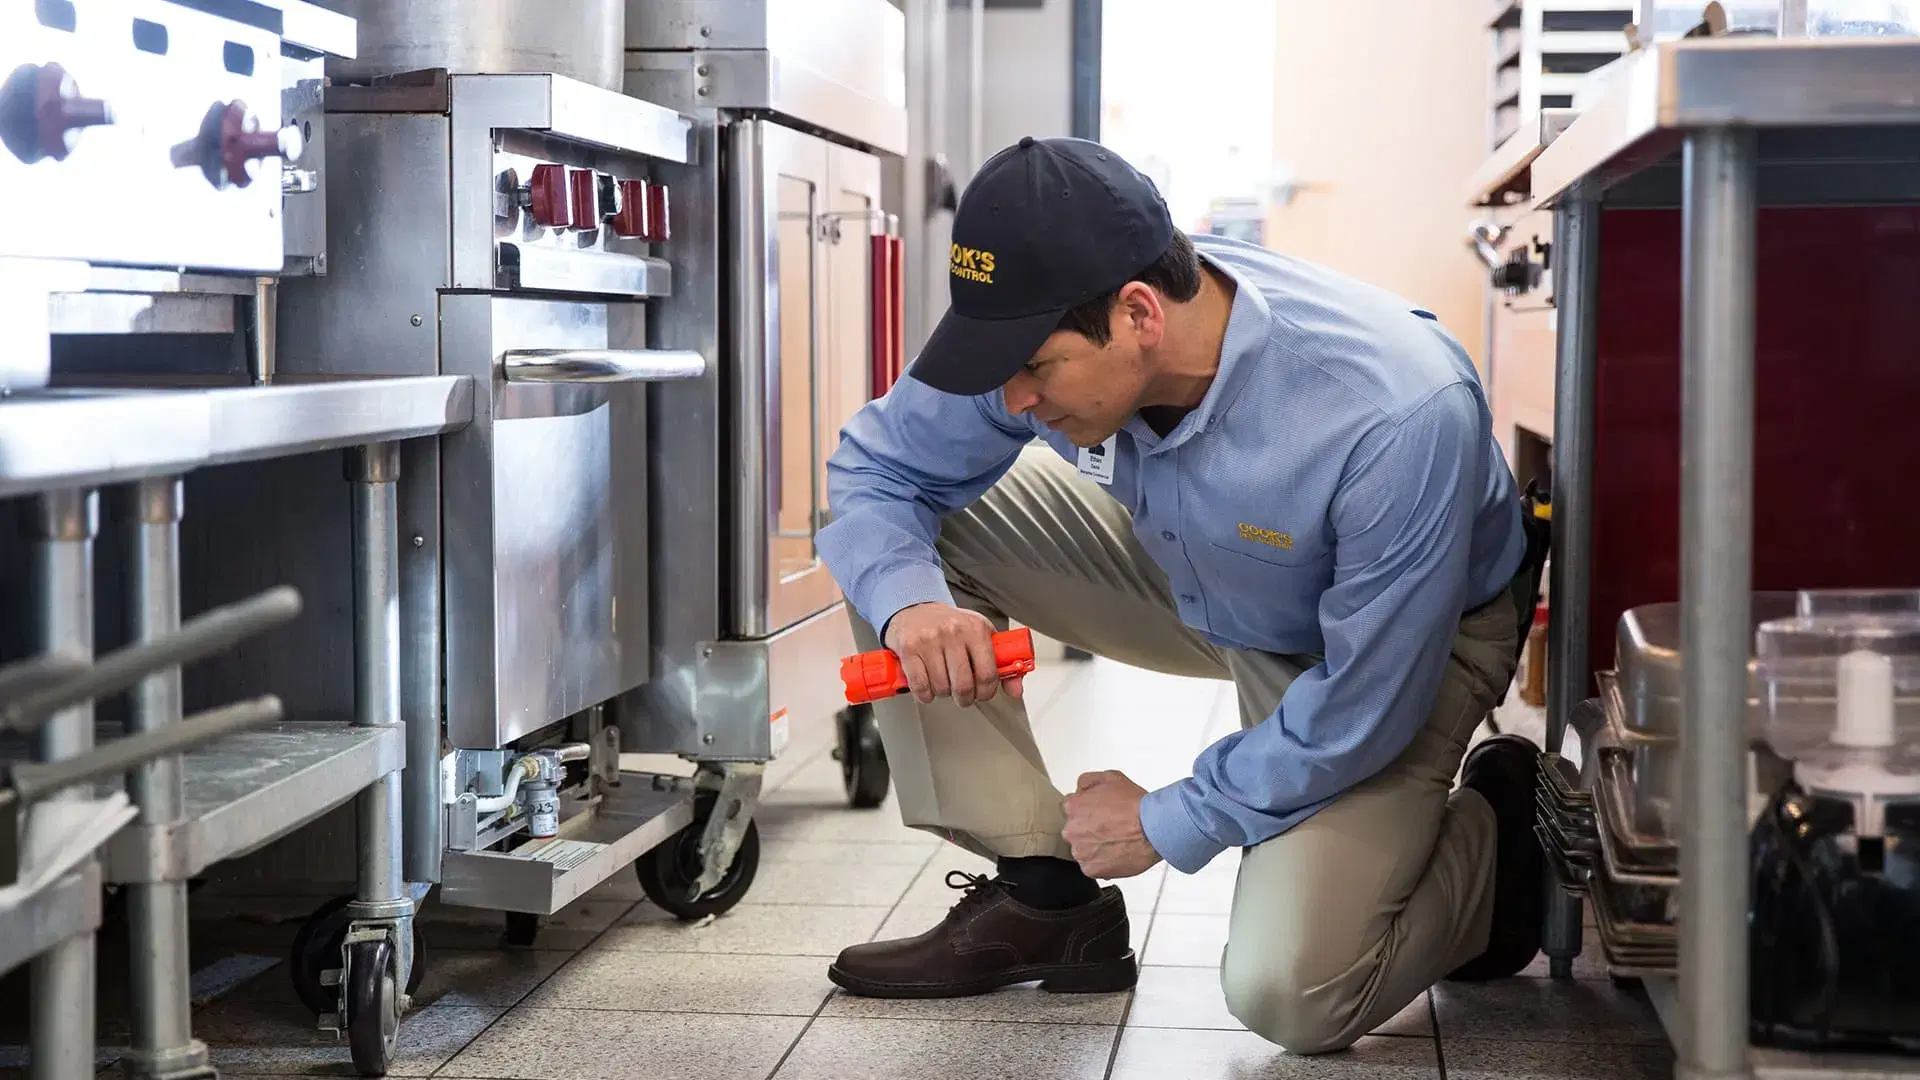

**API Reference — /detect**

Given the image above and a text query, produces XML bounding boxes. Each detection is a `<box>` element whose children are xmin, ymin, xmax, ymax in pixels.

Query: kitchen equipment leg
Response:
<box><xmin>1677</xmin><ymin>126</ymin><xmax>1757</xmax><ymax>1080</ymax></box>
<box><xmin>1542</xmin><ymin>193</ymin><xmax>1600</xmax><ymax>980</ymax></box>
<box><xmin>123</xmin><ymin>478</ymin><xmax>212</xmax><ymax>1080</ymax></box>
<box><xmin>399</xmin><ymin>443</ymin><xmax>441</xmax><ymax>886</ymax></box>
<box><xmin>28</xmin><ymin>489</ymin><xmax>98</xmax><ymax>1080</ymax></box>
<box><xmin>344</xmin><ymin>443</ymin><xmax>411</xmax><ymax>1076</ymax></box>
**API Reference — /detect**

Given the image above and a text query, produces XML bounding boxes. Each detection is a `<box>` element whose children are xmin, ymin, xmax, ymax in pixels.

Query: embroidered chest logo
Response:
<box><xmin>1238</xmin><ymin>523</ymin><xmax>1294</xmax><ymax>550</ymax></box>
<box><xmin>950</xmin><ymin>244</ymin><xmax>996</xmax><ymax>284</ymax></box>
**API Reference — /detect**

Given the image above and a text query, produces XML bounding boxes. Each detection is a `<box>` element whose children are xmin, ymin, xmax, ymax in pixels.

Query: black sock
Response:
<box><xmin>996</xmin><ymin>856</ymin><xmax>1100</xmax><ymax>910</ymax></box>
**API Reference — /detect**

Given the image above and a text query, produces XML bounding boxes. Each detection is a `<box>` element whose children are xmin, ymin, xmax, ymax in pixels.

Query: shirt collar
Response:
<box><xmin>1125</xmin><ymin>250</ymin><xmax>1272</xmax><ymax>454</ymax></box>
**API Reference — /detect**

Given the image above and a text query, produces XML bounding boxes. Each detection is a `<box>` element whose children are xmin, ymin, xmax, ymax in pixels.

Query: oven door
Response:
<box><xmin>726</xmin><ymin>118</ymin><xmax>880</xmax><ymax>640</ymax></box>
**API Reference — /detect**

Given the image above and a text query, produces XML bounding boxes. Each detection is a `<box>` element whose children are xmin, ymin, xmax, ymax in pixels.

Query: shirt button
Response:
<box><xmin>1161</xmin><ymin>530</ymin><xmax>1177</xmax><ymax>541</ymax></box>
<box><xmin>1180</xmin><ymin>594</ymin><xmax>1197</xmax><ymax>604</ymax></box>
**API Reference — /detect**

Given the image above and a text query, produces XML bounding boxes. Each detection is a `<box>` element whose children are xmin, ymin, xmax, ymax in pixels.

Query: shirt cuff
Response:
<box><xmin>865</xmin><ymin>561</ymin><xmax>957</xmax><ymax>641</ymax></box>
<box><xmin>1140</xmin><ymin>780</ymin><xmax>1228</xmax><ymax>874</ymax></box>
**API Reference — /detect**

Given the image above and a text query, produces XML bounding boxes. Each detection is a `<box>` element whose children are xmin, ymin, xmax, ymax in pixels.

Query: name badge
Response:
<box><xmin>1076</xmin><ymin>436</ymin><xmax>1117</xmax><ymax>485</ymax></box>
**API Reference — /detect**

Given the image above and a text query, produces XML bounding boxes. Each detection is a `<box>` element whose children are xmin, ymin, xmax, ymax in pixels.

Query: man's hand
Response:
<box><xmin>1062</xmin><ymin>771</ymin><xmax>1162</xmax><ymax>879</ymax></box>
<box><xmin>882</xmin><ymin>602</ymin><xmax>1025</xmax><ymax>707</ymax></box>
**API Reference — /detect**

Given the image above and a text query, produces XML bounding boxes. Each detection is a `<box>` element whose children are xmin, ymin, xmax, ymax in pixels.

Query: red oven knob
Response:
<box><xmin>218</xmin><ymin>102</ymin><xmax>301</xmax><ymax>188</ymax></box>
<box><xmin>527</xmin><ymin>163</ymin><xmax>573</xmax><ymax>229</ymax></box>
<box><xmin>0</xmin><ymin>62</ymin><xmax>113</xmax><ymax>164</ymax></box>
<box><xmin>173</xmin><ymin>100</ymin><xmax>301</xmax><ymax>188</ymax></box>
<box><xmin>644</xmin><ymin>182</ymin><xmax>670</xmax><ymax>244</ymax></box>
<box><xmin>610</xmin><ymin>179</ymin><xmax>650</xmax><ymax>239</ymax></box>
<box><xmin>569</xmin><ymin>168</ymin><xmax>602</xmax><ymax>228</ymax></box>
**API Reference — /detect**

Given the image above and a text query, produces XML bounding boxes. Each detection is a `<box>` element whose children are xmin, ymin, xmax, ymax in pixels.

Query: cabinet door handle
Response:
<box><xmin>502</xmin><ymin>349</ymin><xmax>707</xmax><ymax>384</ymax></box>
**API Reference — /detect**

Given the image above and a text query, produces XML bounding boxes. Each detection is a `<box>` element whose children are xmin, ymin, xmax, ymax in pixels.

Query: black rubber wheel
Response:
<box><xmin>501</xmin><ymin>912</ymin><xmax>542</xmax><ymax>949</ymax></box>
<box><xmin>344</xmin><ymin>937</ymin><xmax>397</xmax><ymax>1077</ymax></box>
<box><xmin>289</xmin><ymin>896</ymin><xmax>424</xmax><ymax>1017</ymax></box>
<box><xmin>635</xmin><ymin>796</ymin><xmax>760</xmax><ymax>920</ymax></box>
<box><xmin>838</xmin><ymin>705</ymin><xmax>891</xmax><ymax>809</ymax></box>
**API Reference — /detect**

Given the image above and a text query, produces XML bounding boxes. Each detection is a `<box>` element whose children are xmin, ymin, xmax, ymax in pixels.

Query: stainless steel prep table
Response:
<box><xmin>0</xmin><ymin>374</ymin><xmax>472</xmax><ymax>1078</ymax></box>
<box><xmin>0</xmin><ymin>376</ymin><xmax>473</xmax><ymax>499</ymax></box>
<box><xmin>1528</xmin><ymin>34</ymin><xmax>1920</xmax><ymax>1080</ymax></box>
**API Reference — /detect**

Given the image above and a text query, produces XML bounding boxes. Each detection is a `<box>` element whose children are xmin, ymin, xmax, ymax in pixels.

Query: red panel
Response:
<box><xmin>1587</xmin><ymin>206</ymin><xmax>1920</xmax><ymax>675</ymax></box>
<box><xmin>869</xmin><ymin>233</ymin><xmax>896</xmax><ymax>398</ymax></box>
<box><xmin>887</xmin><ymin>236</ymin><xmax>906</xmax><ymax>387</ymax></box>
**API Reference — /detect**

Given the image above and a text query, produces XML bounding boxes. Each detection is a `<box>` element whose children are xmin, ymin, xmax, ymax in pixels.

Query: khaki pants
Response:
<box><xmin>849</xmin><ymin>444</ymin><xmax>1521</xmax><ymax>1053</ymax></box>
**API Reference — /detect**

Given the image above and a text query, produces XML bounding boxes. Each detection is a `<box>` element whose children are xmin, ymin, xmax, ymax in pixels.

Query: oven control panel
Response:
<box><xmin>0</xmin><ymin>0</ymin><xmax>295</xmax><ymax>272</ymax></box>
<box><xmin>508</xmin><ymin>162</ymin><xmax>671</xmax><ymax>244</ymax></box>
<box><xmin>491</xmin><ymin>144</ymin><xmax>674</xmax><ymax>298</ymax></box>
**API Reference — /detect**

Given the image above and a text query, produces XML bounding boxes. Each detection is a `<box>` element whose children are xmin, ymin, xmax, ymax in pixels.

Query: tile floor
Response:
<box><xmin>13</xmin><ymin>656</ymin><xmax>1671</xmax><ymax>1080</ymax></box>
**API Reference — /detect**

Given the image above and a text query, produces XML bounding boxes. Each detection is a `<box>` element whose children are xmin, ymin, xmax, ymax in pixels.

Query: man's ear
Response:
<box><xmin>1116</xmin><ymin>281</ymin><xmax>1165</xmax><ymax>349</ymax></box>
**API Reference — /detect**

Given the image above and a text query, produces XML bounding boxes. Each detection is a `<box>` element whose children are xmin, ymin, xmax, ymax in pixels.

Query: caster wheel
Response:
<box><xmin>838</xmin><ymin>704</ymin><xmax>890</xmax><ymax>809</ymax></box>
<box><xmin>501</xmin><ymin>912</ymin><xmax>542</xmax><ymax>949</ymax></box>
<box><xmin>289</xmin><ymin>896</ymin><xmax>424</xmax><ymax>1018</ymax></box>
<box><xmin>635</xmin><ymin>795</ymin><xmax>760</xmax><ymax>920</ymax></box>
<box><xmin>1548</xmin><ymin>956</ymin><xmax>1574</xmax><ymax>980</ymax></box>
<box><xmin>344</xmin><ymin>937</ymin><xmax>398</xmax><ymax>1077</ymax></box>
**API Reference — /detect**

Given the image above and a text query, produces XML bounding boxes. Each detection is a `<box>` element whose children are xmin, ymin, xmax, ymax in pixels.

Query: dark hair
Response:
<box><xmin>1053</xmin><ymin>229</ymin><xmax>1204</xmax><ymax>345</ymax></box>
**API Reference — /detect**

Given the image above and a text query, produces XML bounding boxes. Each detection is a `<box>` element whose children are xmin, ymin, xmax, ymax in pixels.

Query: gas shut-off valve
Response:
<box><xmin>470</xmin><ymin>744</ymin><xmax>590</xmax><ymax>839</ymax></box>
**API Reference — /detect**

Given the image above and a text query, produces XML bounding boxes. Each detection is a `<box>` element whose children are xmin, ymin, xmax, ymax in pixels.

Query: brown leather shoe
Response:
<box><xmin>828</xmin><ymin>871</ymin><xmax>1137</xmax><ymax>998</ymax></box>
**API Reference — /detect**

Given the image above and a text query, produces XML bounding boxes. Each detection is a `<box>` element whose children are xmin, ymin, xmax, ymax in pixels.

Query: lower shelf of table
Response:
<box><xmin>1642</xmin><ymin>975</ymin><xmax>1920</xmax><ymax>1079</ymax></box>
<box><xmin>99</xmin><ymin>722</ymin><xmax>405</xmax><ymax>883</ymax></box>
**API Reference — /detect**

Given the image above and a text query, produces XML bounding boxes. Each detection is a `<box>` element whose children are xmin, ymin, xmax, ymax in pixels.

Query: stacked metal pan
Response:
<box><xmin>1536</xmin><ymin>691</ymin><xmax>1680</xmax><ymax>977</ymax></box>
<box><xmin>1536</xmin><ymin>596</ymin><xmax>1807</xmax><ymax>978</ymax></box>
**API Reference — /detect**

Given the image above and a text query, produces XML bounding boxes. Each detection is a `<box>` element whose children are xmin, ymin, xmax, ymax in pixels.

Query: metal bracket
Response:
<box><xmin>689</xmin><ymin>763</ymin><xmax>764</xmax><ymax>898</ymax></box>
<box><xmin>99</xmin><ymin>821</ymin><xmax>192</xmax><ymax>883</ymax></box>
<box><xmin>818</xmin><ymin>209</ymin><xmax>899</xmax><ymax>245</ymax></box>
<box><xmin>592</xmin><ymin>722</ymin><xmax>622</xmax><ymax>788</ymax></box>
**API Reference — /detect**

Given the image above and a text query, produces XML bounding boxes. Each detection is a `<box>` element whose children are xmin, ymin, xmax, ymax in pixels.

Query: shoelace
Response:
<box><xmin>944</xmin><ymin>870</ymin><xmax>1002</xmax><ymax>915</ymax></box>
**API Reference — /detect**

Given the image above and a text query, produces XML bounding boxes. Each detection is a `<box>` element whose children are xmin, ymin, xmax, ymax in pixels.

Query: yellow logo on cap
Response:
<box><xmin>950</xmin><ymin>244</ymin><xmax>996</xmax><ymax>284</ymax></box>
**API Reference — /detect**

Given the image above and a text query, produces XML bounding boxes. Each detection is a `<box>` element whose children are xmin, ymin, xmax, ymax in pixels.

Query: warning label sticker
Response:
<box><xmin>510</xmin><ymin>838</ymin><xmax>605</xmax><ymax>871</ymax></box>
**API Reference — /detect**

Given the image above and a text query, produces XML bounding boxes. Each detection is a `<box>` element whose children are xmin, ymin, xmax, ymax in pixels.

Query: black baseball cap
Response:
<box><xmin>907</xmin><ymin>136</ymin><xmax>1175</xmax><ymax>397</ymax></box>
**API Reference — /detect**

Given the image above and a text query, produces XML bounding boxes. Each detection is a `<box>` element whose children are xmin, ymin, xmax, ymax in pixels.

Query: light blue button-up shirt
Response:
<box><xmin>817</xmin><ymin>234</ymin><xmax>1525</xmax><ymax>874</ymax></box>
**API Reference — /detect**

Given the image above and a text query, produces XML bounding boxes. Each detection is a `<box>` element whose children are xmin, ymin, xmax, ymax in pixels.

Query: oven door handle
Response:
<box><xmin>502</xmin><ymin>349</ymin><xmax>707</xmax><ymax>384</ymax></box>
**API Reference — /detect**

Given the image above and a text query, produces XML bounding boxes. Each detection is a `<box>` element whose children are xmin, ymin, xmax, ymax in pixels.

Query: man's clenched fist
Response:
<box><xmin>883</xmin><ymin>602</ymin><xmax>1026</xmax><ymax>706</ymax></box>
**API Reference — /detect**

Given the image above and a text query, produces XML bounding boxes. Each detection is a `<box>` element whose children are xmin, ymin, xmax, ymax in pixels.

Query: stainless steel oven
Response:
<box><xmin>260</xmin><ymin>71</ymin><xmax>698</xmax><ymax>752</ymax></box>
<box><xmin>624</xmin><ymin>0</ymin><xmax>908</xmax><ymax>762</ymax></box>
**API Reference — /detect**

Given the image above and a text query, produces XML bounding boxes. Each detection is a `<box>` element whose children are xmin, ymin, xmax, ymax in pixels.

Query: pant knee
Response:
<box><xmin>1220</xmin><ymin>957</ymin><xmax>1361</xmax><ymax>1055</ymax></box>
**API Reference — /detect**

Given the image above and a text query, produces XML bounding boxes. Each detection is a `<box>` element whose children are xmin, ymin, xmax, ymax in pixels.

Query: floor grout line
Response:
<box><xmin>422</xmin><ymin>895</ymin><xmax>646</xmax><ymax>1077</ymax></box>
<box><xmin>1099</xmin><ymin>990</ymin><xmax>1139</xmax><ymax>1080</ymax></box>
<box><xmin>759</xmin><ymin>988</ymin><xmax>837</xmax><ymax>1080</ymax></box>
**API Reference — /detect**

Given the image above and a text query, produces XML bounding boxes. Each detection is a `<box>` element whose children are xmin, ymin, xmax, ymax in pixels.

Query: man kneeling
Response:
<box><xmin>814</xmin><ymin>135</ymin><xmax>1546</xmax><ymax>1054</ymax></box>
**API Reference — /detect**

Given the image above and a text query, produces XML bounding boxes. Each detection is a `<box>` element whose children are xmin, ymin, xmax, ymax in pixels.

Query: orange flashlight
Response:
<box><xmin>839</xmin><ymin>627</ymin><xmax>1038</xmax><ymax>704</ymax></box>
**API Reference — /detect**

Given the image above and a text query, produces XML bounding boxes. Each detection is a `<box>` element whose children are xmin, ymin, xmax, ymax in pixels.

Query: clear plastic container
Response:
<box><xmin>1807</xmin><ymin>0</ymin><xmax>1916</xmax><ymax>35</ymax></box>
<box><xmin>1641</xmin><ymin>1</ymin><xmax>1916</xmax><ymax>38</ymax></box>
<box><xmin>1640</xmin><ymin>1</ymin><xmax>1783</xmax><ymax>36</ymax></box>
<box><xmin>1754</xmin><ymin>613</ymin><xmax>1920</xmax><ymax>768</ymax></box>
<box><xmin>1796</xmin><ymin>588</ymin><xmax>1920</xmax><ymax>617</ymax></box>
